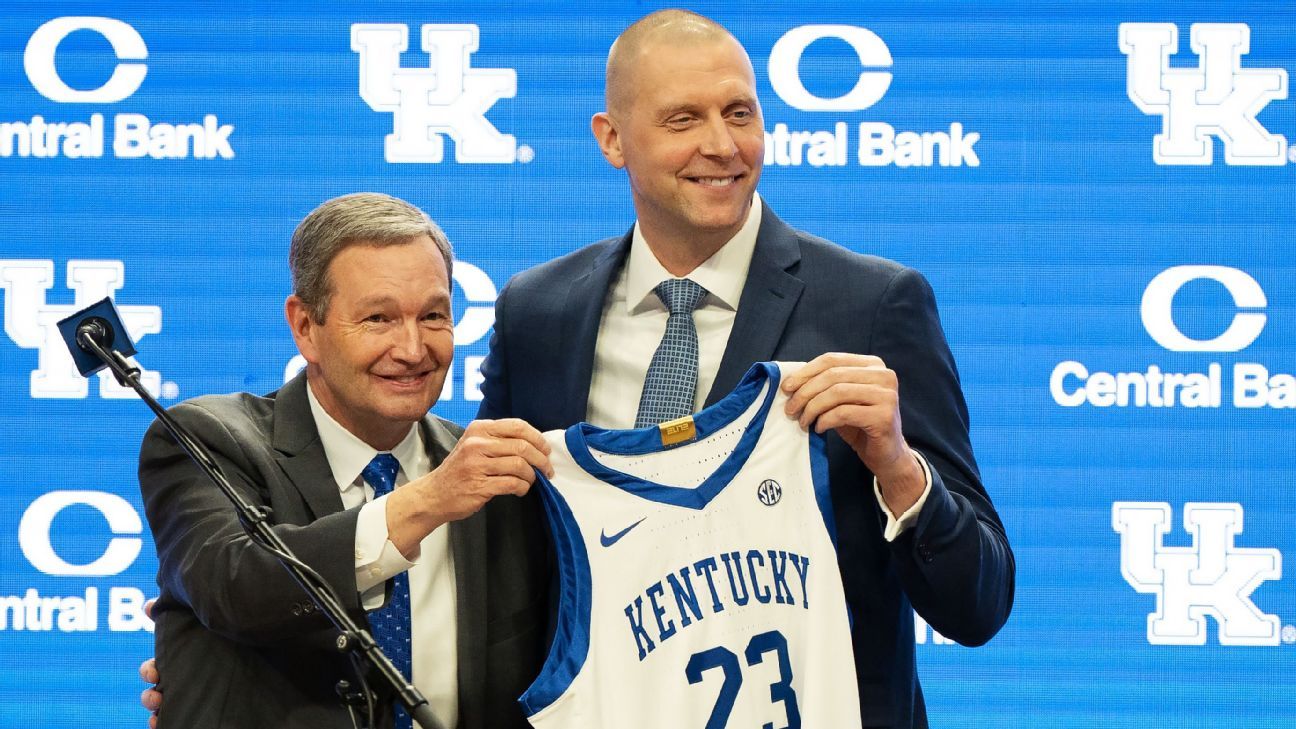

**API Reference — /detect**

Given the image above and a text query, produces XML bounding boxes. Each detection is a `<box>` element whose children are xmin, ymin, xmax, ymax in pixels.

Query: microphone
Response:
<box><xmin>76</xmin><ymin>316</ymin><xmax>114</xmax><ymax>349</ymax></box>
<box><xmin>56</xmin><ymin>297</ymin><xmax>139</xmax><ymax>378</ymax></box>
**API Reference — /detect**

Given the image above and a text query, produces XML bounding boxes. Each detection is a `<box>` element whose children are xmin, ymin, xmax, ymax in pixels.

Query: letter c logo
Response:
<box><xmin>18</xmin><ymin>490</ymin><xmax>143</xmax><ymax>576</ymax></box>
<box><xmin>768</xmin><ymin>25</ymin><xmax>892</xmax><ymax>112</ymax></box>
<box><xmin>1141</xmin><ymin>265</ymin><xmax>1267</xmax><ymax>352</ymax></box>
<box><xmin>451</xmin><ymin>261</ymin><xmax>498</xmax><ymax>346</ymax></box>
<box><xmin>24</xmin><ymin>17</ymin><xmax>148</xmax><ymax>103</ymax></box>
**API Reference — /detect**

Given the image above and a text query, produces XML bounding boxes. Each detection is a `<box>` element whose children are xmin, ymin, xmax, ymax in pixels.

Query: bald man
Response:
<box><xmin>478</xmin><ymin>10</ymin><xmax>1014</xmax><ymax>729</ymax></box>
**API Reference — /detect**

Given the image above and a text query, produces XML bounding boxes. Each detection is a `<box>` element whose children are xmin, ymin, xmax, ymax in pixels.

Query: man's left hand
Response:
<box><xmin>781</xmin><ymin>353</ymin><xmax>925</xmax><ymax>515</ymax></box>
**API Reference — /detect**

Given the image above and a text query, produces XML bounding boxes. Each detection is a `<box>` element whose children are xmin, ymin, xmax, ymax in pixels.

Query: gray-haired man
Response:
<box><xmin>139</xmin><ymin>193</ymin><xmax>550</xmax><ymax>729</ymax></box>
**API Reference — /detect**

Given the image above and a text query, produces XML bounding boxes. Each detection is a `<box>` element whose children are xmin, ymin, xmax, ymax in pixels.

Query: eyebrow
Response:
<box><xmin>657</xmin><ymin>95</ymin><xmax>758</xmax><ymax>119</ymax></box>
<box><xmin>658</xmin><ymin>103</ymin><xmax>699</xmax><ymax>119</ymax></box>
<box><xmin>353</xmin><ymin>292</ymin><xmax>450</xmax><ymax>310</ymax></box>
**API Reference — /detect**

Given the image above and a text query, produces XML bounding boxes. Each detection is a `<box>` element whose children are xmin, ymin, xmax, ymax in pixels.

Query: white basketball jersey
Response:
<box><xmin>520</xmin><ymin>362</ymin><xmax>862</xmax><ymax>729</ymax></box>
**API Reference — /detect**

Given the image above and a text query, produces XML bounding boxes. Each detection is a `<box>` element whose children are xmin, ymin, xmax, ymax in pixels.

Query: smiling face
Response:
<box><xmin>287</xmin><ymin>236</ymin><xmax>453</xmax><ymax>450</ymax></box>
<box><xmin>593</xmin><ymin>33</ymin><xmax>764</xmax><ymax>255</ymax></box>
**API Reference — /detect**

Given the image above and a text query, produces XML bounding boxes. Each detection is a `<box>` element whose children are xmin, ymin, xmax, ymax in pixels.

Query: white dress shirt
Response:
<box><xmin>306</xmin><ymin>383</ymin><xmax>459</xmax><ymax>729</ymax></box>
<box><xmin>585</xmin><ymin>194</ymin><xmax>930</xmax><ymax>539</ymax></box>
<box><xmin>585</xmin><ymin>194</ymin><xmax>761</xmax><ymax>429</ymax></box>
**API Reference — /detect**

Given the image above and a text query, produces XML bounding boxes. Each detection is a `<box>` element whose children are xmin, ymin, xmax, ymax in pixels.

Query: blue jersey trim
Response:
<box><xmin>518</xmin><ymin>471</ymin><xmax>592</xmax><ymax>716</ymax></box>
<box><xmin>809</xmin><ymin>429</ymin><xmax>853</xmax><ymax>629</ymax></box>
<box><xmin>808</xmin><ymin>431</ymin><xmax>837</xmax><ymax>548</ymax></box>
<box><xmin>564</xmin><ymin>362</ymin><xmax>780</xmax><ymax>510</ymax></box>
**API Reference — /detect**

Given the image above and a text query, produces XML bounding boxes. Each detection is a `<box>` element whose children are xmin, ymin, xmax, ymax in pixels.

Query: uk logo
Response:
<box><xmin>351</xmin><ymin>23</ymin><xmax>522</xmax><ymax>164</ymax></box>
<box><xmin>1113</xmin><ymin>502</ymin><xmax>1282</xmax><ymax>646</ymax></box>
<box><xmin>0</xmin><ymin>260</ymin><xmax>161</xmax><ymax>398</ymax></box>
<box><xmin>1119</xmin><ymin>23</ymin><xmax>1289</xmax><ymax>166</ymax></box>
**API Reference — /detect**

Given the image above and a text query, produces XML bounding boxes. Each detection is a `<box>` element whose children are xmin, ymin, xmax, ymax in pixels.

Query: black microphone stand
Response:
<box><xmin>73</xmin><ymin>324</ymin><xmax>443</xmax><ymax>729</ymax></box>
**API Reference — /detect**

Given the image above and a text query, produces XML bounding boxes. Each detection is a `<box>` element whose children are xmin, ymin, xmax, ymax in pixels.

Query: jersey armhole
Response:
<box><xmin>518</xmin><ymin>471</ymin><xmax>592</xmax><ymax>716</ymax></box>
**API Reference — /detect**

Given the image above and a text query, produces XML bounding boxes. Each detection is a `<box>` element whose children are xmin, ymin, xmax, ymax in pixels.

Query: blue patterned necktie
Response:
<box><xmin>635</xmin><ymin>278</ymin><xmax>709</xmax><ymax>428</ymax></box>
<box><xmin>362</xmin><ymin>453</ymin><xmax>413</xmax><ymax>729</ymax></box>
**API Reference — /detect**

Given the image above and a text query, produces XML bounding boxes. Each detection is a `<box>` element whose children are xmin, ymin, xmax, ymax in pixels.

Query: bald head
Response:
<box><xmin>605</xmin><ymin>10</ymin><xmax>750</xmax><ymax>118</ymax></box>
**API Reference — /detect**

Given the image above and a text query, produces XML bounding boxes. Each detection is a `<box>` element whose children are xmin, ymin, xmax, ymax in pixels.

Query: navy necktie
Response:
<box><xmin>635</xmin><ymin>278</ymin><xmax>708</xmax><ymax>428</ymax></box>
<box><xmin>362</xmin><ymin>453</ymin><xmax>413</xmax><ymax>729</ymax></box>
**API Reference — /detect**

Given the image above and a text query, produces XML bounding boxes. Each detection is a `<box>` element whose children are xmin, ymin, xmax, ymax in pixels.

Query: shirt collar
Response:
<box><xmin>305</xmin><ymin>379</ymin><xmax>424</xmax><ymax>493</ymax></box>
<box><xmin>625</xmin><ymin>192</ymin><xmax>763</xmax><ymax>314</ymax></box>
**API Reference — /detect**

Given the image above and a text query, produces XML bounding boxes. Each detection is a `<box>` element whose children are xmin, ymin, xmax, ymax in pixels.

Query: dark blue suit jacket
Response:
<box><xmin>478</xmin><ymin>206</ymin><xmax>1014</xmax><ymax>728</ymax></box>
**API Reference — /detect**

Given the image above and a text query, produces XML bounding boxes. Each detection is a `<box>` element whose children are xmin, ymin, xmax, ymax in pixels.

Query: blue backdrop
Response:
<box><xmin>1</xmin><ymin>2</ymin><xmax>1293</xmax><ymax>726</ymax></box>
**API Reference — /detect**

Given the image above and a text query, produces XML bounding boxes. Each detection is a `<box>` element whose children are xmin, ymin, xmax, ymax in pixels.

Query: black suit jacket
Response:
<box><xmin>478</xmin><ymin>205</ymin><xmax>1015</xmax><ymax>728</ymax></box>
<box><xmin>140</xmin><ymin>373</ymin><xmax>548</xmax><ymax>729</ymax></box>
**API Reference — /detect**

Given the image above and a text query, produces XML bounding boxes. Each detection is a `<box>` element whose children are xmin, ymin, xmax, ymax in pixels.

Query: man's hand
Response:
<box><xmin>781</xmin><ymin>353</ymin><xmax>925</xmax><ymax>515</ymax></box>
<box><xmin>386</xmin><ymin>418</ymin><xmax>553</xmax><ymax>555</ymax></box>
<box><xmin>140</xmin><ymin>599</ymin><xmax>160</xmax><ymax>729</ymax></box>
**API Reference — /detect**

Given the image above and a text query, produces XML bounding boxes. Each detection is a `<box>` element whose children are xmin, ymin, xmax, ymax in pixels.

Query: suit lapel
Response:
<box><xmin>272</xmin><ymin>377</ymin><xmax>493</xmax><ymax>723</ymax></box>
<box><xmin>387</xmin><ymin>416</ymin><xmax>487</xmax><ymax>729</ymax></box>
<box><xmin>708</xmin><ymin>207</ymin><xmax>805</xmax><ymax>406</ymax></box>
<box><xmin>557</xmin><ymin>231</ymin><xmax>632</xmax><ymax>426</ymax></box>
<box><xmin>271</xmin><ymin>374</ymin><xmax>346</xmax><ymax>519</ymax></box>
<box><xmin>450</xmin><ymin>515</ymin><xmax>485</xmax><ymax>729</ymax></box>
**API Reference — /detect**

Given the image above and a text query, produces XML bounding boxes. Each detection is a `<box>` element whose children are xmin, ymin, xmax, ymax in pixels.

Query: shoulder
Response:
<box><xmin>142</xmin><ymin>384</ymin><xmax>289</xmax><ymax>455</ymax></box>
<box><xmin>781</xmin><ymin>227</ymin><xmax>931</xmax><ymax>312</ymax></box>
<box><xmin>794</xmin><ymin>228</ymin><xmax>908</xmax><ymax>280</ymax></box>
<box><xmin>760</xmin><ymin>214</ymin><xmax>942</xmax><ymax>342</ymax></box>
<box><xmin>172</xmin><ymin>389</ymin><xmax>274</xmax><ymax>420</ymax></box>
<box><xmin>162</xmin><ymin>390</ymin><xmax>275</xmax><ymax>435</ymax></box>
<box><xmin>760</xmin><ymin>205</ymin><xmax>910</xmax><ymax>285</ymax></box>
<box><xmin>503</xmin><ymin>234</ymin><xmax>624</xmax><ymax>295</ymax></box>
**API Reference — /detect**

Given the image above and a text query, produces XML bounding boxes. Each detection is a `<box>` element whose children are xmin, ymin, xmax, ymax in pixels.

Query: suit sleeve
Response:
<box><xmin>140</xmin><ymin>401</ymin><xmax>366</xmax><ymax>646</ymax></box>
<box><xmin>476</xmin><ymin>278</ymin><xmax>512</xmax><ymax>421</ymax></box>
<box><xmin>872</xmin><ymin>266</ymin><xmax>1015</xmax><ymax>646</ymax></box>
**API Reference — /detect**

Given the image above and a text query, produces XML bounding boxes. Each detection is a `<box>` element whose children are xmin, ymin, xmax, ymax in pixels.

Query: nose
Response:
<box><xmin>389</xmin><ymin>320</ymin><xmax>424</xmax><ymax>364</ymax></box>
<box><xmin>698</xmin><ymin>115</ymin><xmax>738</xmax><ymax>160</ymax></box>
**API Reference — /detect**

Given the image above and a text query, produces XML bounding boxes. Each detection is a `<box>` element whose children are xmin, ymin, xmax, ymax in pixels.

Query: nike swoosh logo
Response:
<box><xmin>600</xmin><ymin>517</ymin><xmax>646</xmax><ymax>547</ymax></box>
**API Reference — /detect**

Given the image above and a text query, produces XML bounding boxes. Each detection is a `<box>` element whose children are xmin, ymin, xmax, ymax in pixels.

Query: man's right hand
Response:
<box><xmin>386</xmin><ymin>418</ymin><xmax>552</xmax><ymax>555</ymax></box>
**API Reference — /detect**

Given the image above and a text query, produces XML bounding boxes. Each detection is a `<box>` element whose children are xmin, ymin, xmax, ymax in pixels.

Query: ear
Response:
<box><xmin>285</xmin><ymin>295</ymin><xmax>321</xmax><ymax>365</ymax></box>
<box><xmin>591</xmin><ymin>112</ymin><xmax>625</xmax><ymax>169</ymax></box>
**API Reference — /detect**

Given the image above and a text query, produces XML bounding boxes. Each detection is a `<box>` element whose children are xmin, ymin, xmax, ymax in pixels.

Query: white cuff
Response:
<box><xmin>354</xmin><ymin>494</ymin><xmax>418</xmax><ymax>606</ymax></box>
<box><xmin>873</xmin><ymin>451</ymin><xmax>933</xmax><ymax>542</ymax></box>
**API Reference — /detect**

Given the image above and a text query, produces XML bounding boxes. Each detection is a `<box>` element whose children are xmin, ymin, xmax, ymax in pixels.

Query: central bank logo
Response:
<box><xmin>1050</xmin><ymin>265</ymin><xmax>1294</xmax><ymax>409</ymax></box>
<box><xmin>1119</xmin><ymin>23</ymin><xmax>1290</xmax><ymax>166</ymax></box>
<box><xmin>351</xmin><ymin>23</ymin><xmax>525</xmax><ymax>164</ymax></box>
<box><xmin>0</xmin><ymin>260</ymin><xmax>161</xmax><ymax>398</ymax></box>
<box><xmin>1113</xmin><ymin>502</ymin><xmax>1282</xmax><ymax>646</ymax></box>
<box><xmin>763</xmin><ymin>24</ymin><xmax>978</xmax><ymax>168</ymax></box>
<box><xmin>5</xmin><ymin>16</ymin><xmax>234</xmax><ymax>159</ymax></box>
<box><xmin>4</xmin><ymin>490</ymin><xmax>154</xmax><ymax>634</ymax></box>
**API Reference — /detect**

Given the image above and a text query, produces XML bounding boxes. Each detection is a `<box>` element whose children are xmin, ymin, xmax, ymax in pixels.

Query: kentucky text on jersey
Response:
<box><xmin>624</xmin><ymin>548</ymin><xmax>811</xmax><ymax>660</ymax></box>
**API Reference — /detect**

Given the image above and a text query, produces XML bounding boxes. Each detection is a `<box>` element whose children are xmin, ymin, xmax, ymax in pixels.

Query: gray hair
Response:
<box><xmin>289</xmin><ymin>192</ymin><xmax>453</xmax><ymax>322</ymax></box>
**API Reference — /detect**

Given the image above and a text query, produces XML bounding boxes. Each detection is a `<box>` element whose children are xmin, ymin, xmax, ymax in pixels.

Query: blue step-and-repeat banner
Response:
<box><xmin>2</xmin><ymin>2</ymin><xmax>1293</xmax><ymax>726</ymax></box>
